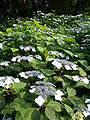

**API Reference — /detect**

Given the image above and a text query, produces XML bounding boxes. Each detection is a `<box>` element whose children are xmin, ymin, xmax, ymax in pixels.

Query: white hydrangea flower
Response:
<box><xmin>32</xmin><ymin>47</ymin><xmax>36</xmax><ymax>52</ymax></box>
<box><xmin>0</xmin><ymin>81</ymin><xmax>5</xmax><ymax>87</ymax></box>
<box><xmin>38</xmin><ymin>74</ymin><xmax>45</xmax><ymax>79</ymax></box>
<box><xmin>71</xmin><ymin>64</ymin><xmax>77</xmax><ymax>70</ymax></box>
<box><xmin>72</xmin><ymin>75</ymin><xmax>80</xmax><ymax>81</ymax></box>
<box><xmin>29</xmin><ymin>88</ymin><xmax>36</xmax><ymax>93</ymax></box>
<box><xmin>55</xmin><ymin>90</ymin><xmax>64</xmax><ymax>101</ymax></box>
<box><xmin>64</xmin><ymin>65</ymin><xmax>72</xmax><ymax>70</ymax></box>
<box><xmin>23</xmin><ymin>75</ymin><xmax>28</xmax><ymax>79</ymax></box>
<box><xmin>52</xmin><ymin>60</ymin><xmax>62</xmax><ymax>69</ymax></box>
<box><xmin>83</xmin><ymin>111</ymin><xmax>90</xmax><ymax>117</ymax></box>
<box><xmin>81</xmin><ymin>77</ymin><xmax>89</xmax><ymax>84</ymax></box>
<box><xmin>14</xmin><ymin>78</ymin><xmax>20</xmax><ymax>83</ymax></box>
<box><xmin>35</xmin><ymin>96</ymin><xmax>45</xmax><ymax>106</ymax></box>
<box><xmin>87</xmin><ymin>104</ymin><xmax>90</xmax><ymax>112</ymax></box>
<box><xmin>20</xmin><ymin>46</ymin><xmax>24</xmax><ymax>50</ymax></box>
<box><xmin>0</xmin><ymin>43</ymin><xmax>3</xmax><ymax>49</ymax></box>
<box><xmin>24</xmin><ymin>46</ymin><xmax>30</xmax><ymax>51</ymax></box>
<box><xmin>0</xmin><ymin>61</ymin><xmax>11</xmax><ymax>66</ymax></box>
<box><xmin>19</xmin><ymin>72</ymin><xmax>25</xmax><ymax>77</ymax></box>
<box><xmin>85</xmin><ymin>99</ymin><xmax>90</xmax><ymax>103</ymax></box>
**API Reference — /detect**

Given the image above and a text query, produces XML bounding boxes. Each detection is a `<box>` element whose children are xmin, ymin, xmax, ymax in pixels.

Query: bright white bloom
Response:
<box><xmin>14</xmin><ymin>78</ymin><xmax>20</xmax><ymax>83</ymax></box>
<box><xmin>13</xmin><ymin>24</ymin><xmax>17</xmax><ymax>27</ymax></box>
<box><xmin>85</xmin><ymin>99</ymin><xmax>90</xmax><ymax>103</ymax></box>
<box><xmin>87</xmin><ymin>104</ymin><xmax>90</xmax><ymax>111</ymax></box>
<box><xmin>72</xmin><ymin>75</ymin><xmax>80</xmax><ymax>81</ymax></box>
<box><xmin>34</xmin><ymin>55</ymin><xmax>42</xmax><ymax>60</ymax></box>
<box><xmin>19</xmin><ymin>72</ymin><xmax>25</xmax><ymax>77</ymax></box>
<box><xmin>0</xmin><ymin>43</ymin><xmax>3</xmax><ymax>49</ymax></box>
<box><xmin>58</xmin><ymin>53</ymin><xmax>65</xmax><ymax>58</ymax></box>
<box><xmin>32</xmin><ymin>47</ymin><xmax>36</xmax><ymax>52</ymax></box>
<box><xmin>38</xmin><ymin>74</ymin><xmax>45</xmax><ymax>79</ymax></box>
<box><xmin>20</xmin><ymin>46</ymin><xmax>24</xmax><ymax>50</ymax></box>
<box><xmin>0</xmin><ymin>61</ymin><xmax>11</xmax><ymax>66</ymax></box>
<box><xmin>29</xmin><ymin>88</ymin><xmax>36</xmax><ymax>93</ymax></box>
<box><xmin>52</xmin><ymin>60</ymin><xmax>62</xmax><ymax>69</ymax></box>
<box><xmin>23</xmin><ymin>75</ymin><xmax>28</xmax><ymax>79</ymax></box>
<box><xmin>64</xmin><ymin>65</ymin><xmax>72</xmax><ymax>70</ymax></box>
<box><xmin>55</xmin><ymin>90</ymin><xmax>64</xmax><ymax>101</ymax></box>
<box><xmin>24</xmin><ymin>46</ymin><xmax>30</xmax><ymax>51</ymax></box>
<box><xmin>66</xmin><ymin>56</ymin><xmax>69</xmax><ymax>60</ymax></box>
<box><xmin>83</xmin><ymin>111</ymin><xmax>90</xmax><ymax>117</ymax></box>
<box><xmin>71</xmin><ymin>64</ymin><xmax>78</xmax><ymax>70</ymax></box>
<box><xmin>35</xmin><ymin>96</ymin><xmax>45</xmax><ymax>106</ymax></box>
<box><xmin>81</xmin><ymin>77</ymin><xmax>89</xmax><ymax>84</ymax></box>
<box><xmin>0</xmin><ymin>81</ymin><xmax>5</xmax><ymax>87</ymax></box>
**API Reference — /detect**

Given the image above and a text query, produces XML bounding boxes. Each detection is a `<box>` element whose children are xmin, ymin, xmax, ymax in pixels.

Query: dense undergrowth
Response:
<box><xmin>0</xmin><ymin>12</ymin><xmax>90</xmax><ymax>120</ymax></box>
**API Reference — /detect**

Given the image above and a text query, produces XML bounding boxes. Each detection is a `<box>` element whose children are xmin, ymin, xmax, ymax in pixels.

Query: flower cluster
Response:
<box><xmin>20</xmin><ymin>45</ymin><xmax>36</xmax><ymax>52</ymax></box>
<box><xmin>48</xmin><ymin>51</ymin><xmax>65</xmax><ymax>58</ymax></box>
<box><xmin>72</xmin><ymin>75</ymin><xmax>89</xmax><ymax>84</ymax></box>
<box><xmin>73</xmin><ymin>99</ymin><xmax>90</xmax><ymax>118</ymax></box>
<box><xmin>0</xmin><ymin>43</ymin><xmax>3</xmax><ymax>49</ymax></box>
<box><xmin>19</xmin><ymin>71</ymin><xmax>45</xmax><ymax>79</ymax></box>
<box><xmin>0</xmin><ymin>61</ymin><xmax>11</xmax><ymax>66</ymax></box>
<box><xmin>0</xmin><ymin>76</ymin><xmax>20</xmax><ymax>89</ymax></box>
<box><xmin>49</xmin><ymin>58</ymin><xmax>77</xmax><ymax>70</ymax></box>
<box><xmin>11</xmin><ymin>55</ymin><xmax>42</xmax><ymax>62</ymax></box>
<box><xmin>29</xmin><ymin>81</ymin><xmax>64</xmax><ymax>106</ymax></box>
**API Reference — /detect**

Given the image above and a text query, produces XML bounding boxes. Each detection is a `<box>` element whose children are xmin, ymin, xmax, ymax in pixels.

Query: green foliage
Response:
<box><xmin>0</xmin><ymin>13</ymin><xmax>90</xmax><ymax>120</ymax></box>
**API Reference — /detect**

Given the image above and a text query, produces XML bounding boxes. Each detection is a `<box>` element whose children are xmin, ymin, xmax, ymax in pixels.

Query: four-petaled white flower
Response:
<box><xmin>0</xmin><ymin>43</ymin><xmax>3</xmax><ymax>49</ymax></box>
<box><xmin>85</xmin><ymin>99</ymin><xmax>90</xmax><ymax>103</ymax></box>
<box><xmin>52</xmin><ymin>60</ymin><xmax>62</xmax><ymax>69</ymax></box>
<box><xmin>71</xmin><ymin>64</ymin><xmax>77</xmax><ymax>70</ymax></box>
<box><xmin>38</xmin><ymin>74</ymin><xmax>45</xmax><ymax>79</ymax></box>
<box><xmin>81</xmin><ymin>77</ymin><xmax>89</xmax><ymax>84</ymax></box>
<box><xmin>72</xmin><ymin>75</ymin><xmax>80</xmax><ymax>81</ymax></box>
<box><xmin>83</xmin><ymin>111</ymin><xmax>90</xmax><ymax>117</ymax></box>
<box><xmin>29</xmin><ymin>88</ymin><xmax>36</xmax><ymax>93</ymax></box>
<box><xmin>35</xmin><ymin>96</ymin><xmax>45</xmax><ymax>106</ymax></box>
<box><xmin>14</xmin><ymin>78</ymin><xmax>20</xmax><ymax>83</ymax></box>
<box><xmin>64</xmin><ymin>65</ymin><xmax>72</xmax><ymax>70</ymax></box>
<box><xmin>55</xmin><ymin>90</ymin><xmax>64</xmax><ymax>101</ymax></box>
<box><xmin>87</xmin><ymin>104</ymin><xmax>90</xmax><ymax>112</ymax></box>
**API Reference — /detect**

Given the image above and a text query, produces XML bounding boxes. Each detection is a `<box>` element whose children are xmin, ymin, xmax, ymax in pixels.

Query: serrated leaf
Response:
<box><xmin>64</xmin><ymin>104</ymin><xmax>74</xmax><ymax>116</ymax></box>
<box><xmin>1</xmin><ymin>102</ymin><xmax>15</xmax><ymax>114</ymax></box>
<box><xmin>45</xmin><ymin>107</ymin><xmax>59</xmax><ymax>120</ymax></box>
<box><xmin>68</xmin><ymin>96</ymin><xmax>86</xmax><ymax>109</ymax></box>
<box><xmin>11</xmin><ymin>48</ymin><xmax>19</xmax><ymax>52</ymax></box>
<box><xmin>78</xmin><ymin>67</ymin><xmax>87</xmax><ymax>76</ymax></box>
<box><xmin>41</xmin><ymin>69</ymin><xmax>55</xmax><ymax>76</ymax></box>
<box><xmin>63</xmin><ymin>49</ymin><xmax>73</xmax><ymax>57</ymax></box>
<box><xmin>0</xmin><ymin>95</ymin><xmax>5</xmax><ymax>109</ymax></box>
<box><xmin>57</xmin><ymin>39</ymin><xmax>65</xmax><ymax>46</ymax></box>
<box><xmin>47</xmin><ymin>101</ymin><xmax>62</xmax><ymax>112</ymax></box>
<box><xmin>67</xmin><ymin>87</ymin><xmax>76</xmax><ymax>96</ymax></box>
<box><xmin>6</xmin><ymin>28</ymin><xmax>12</xmax><ymax>33</ymax></box>
<box><xmin>14</xmin><ymin>98</ymin><xmax>27</xmax><ymax>115</ymax></box>
<box><xmin>20</xmin><ymin>108</ymin><xmax>40</xmax><ymax>120</ymax></box>
<box><xmin>11</xmin><ymin>82</ymin><xmax>27</xmax><ymax>94</ymax></box>
<box><xmin>78</xmin><ymin>60</ymin><xmax>88</xmax><ymax>67</ymax></box>
<box><xmin>37</xmin><ymin>46</ymin><xmax>44</xmax><ymax>54</ymax></box>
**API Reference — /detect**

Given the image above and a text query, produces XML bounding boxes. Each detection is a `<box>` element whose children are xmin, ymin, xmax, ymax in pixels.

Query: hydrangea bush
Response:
<box><xmin>0</xmin><ymin>13</ymin><xmax>90</xmax><ymax>120</ymax></box>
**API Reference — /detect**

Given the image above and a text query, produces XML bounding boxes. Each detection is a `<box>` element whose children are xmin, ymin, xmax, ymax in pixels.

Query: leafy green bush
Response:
<box><xmin>0</xmin><ymin>14</ymin><xmax>90</xmax><ymax>120</ymax></box>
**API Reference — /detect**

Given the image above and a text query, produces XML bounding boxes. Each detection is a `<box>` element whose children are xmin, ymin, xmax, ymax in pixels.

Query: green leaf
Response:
<box><xmin>47</xmin><ymin>101</ymin><xmax>62</xmax><ymax>112</ymax></box>
<box><xmin>6</xmin><ymin>28</ymin><xmax>13</xmax><ymax>33</ymax></box>
<box><xmin>41</xmin><ymin>69</ymin><xmax>55</xmax><ymax>76</ymax></box>
<box><xmin>57</xmin><ymin>39</ymin><xmax>65</xmax><ymax>46</ymax></box>
<box><xmin>63</xmin><ymin>75</ymin><xmax>72</xmax><ymax>80</ymax></box>
<box><xmin>20</xmin><ymin>108</ymin><xmax>40</xmax><ymax>120</ymax></box>
<box><xmin>78</xmin><ymin>67</ymin><xmax>87</xmax><ymax>76</ymax></box>
<box><xmin>78</xmin><ymin>53</ymin><xmax>85</xmax><ymax>59</ymax></box>
<box><xmin>15</xmin><ymin>112</ymin><xmax>21</xmax><ymax>120</ymax></box>
<box><xmin>0</xmin><ymin>88</ymin><xmax>6</xmax><ymax>94</ymax></box>
<box><xmin>11</xmin><ymin>82</ymin><xmax>27</xmax><ymax>94</ymax></box>
<box><xmin>40</xmin><ymin>114</ymin><xmax>49</xmax><ymax>120</ymax></box>
<box><xmin>67</xmin><ymin>87</ymin><xmax>76</xmax><ymax>97</ymax></box>
<box><xmin>68</xmin><ymin>96</ymin><xmax>86</xmax><ymax>109</ymax></box>
<box><xmin>11</xmin><ymin>48</ymin><xmax>19</xmax><ymax>53</ymax></box>
<box><xmin>0</xmin><ymin>95</ymin><xmax>5</xmax><ymax>109</ymax></box>
<box><xmin>45</xmin><ymin>107</ymin><xmax>59</xmax><ymax>120</ymax></box>
<box><xmin>13</xmin><ymin>98</ymin><xmax>27</xmax><ymax>115</ymax></box>
<box><xmin>64</xmin><ymin>104</ymin><xmax>74</xmax><ymax>116</ymax></box>
<box><xmin>1</xmin><ymin>102</ymin><xmax>15</xmax><ymax>114</ymax></box>
<box><xmin>37</xmin><ymin>46</ymin><xmax>44</xmax><ymax>54</ymax></box>
<box><xmin>78</xmin><ymin>60</ymin><xmax>88</xmax><ymax>67</ymax></box>
<box><xmin>63</xmin><ymin>49</ymin><xmax>73</xmax><ymax>57</ymax></box>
